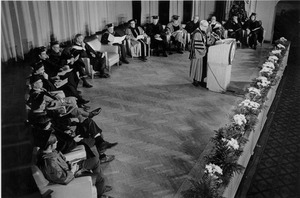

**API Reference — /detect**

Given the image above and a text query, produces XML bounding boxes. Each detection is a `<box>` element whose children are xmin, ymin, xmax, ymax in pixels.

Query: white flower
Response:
<box><xmin>223</xmin><ymin>138</ymin><xmax>239</xmax><ymax>150</ymax></box>
<box><xmin>268</xmin><ymin>55</ymin><xmax>279</xmax><ymax>62</ymax></box>
<box><xmin>256</xmin><ymin>76</ymin><xmax>271</xmax><ymax>87</ymax></box>
<box><xmin>262</xmin><ymin>62</ymin><xmax>275</xmax><ymax>69</ymax></box>
<box><xmin>248</xmin><ymin>87</ymin><xmax>261</xmax><ymax>96</ymax></box>
<box><xmin>277</xmin><ymin>43</ymin><xmax>285</xmax><ymax>49</ymax></box>
<box><xmin>256</xmin><ymin>76</ymin><xmax>268</xmax><ymax>81</ymax></box>
<box><xmin>239</xmin><ymin>99</ymin><xmax>260</xmax><ymax>110</ymax></box>
<box><xmin>205</xmin><ymin>163</ymin><xmax>223</xmax><ymax>176</ymax></box>
<box><xmin>233</xmin><ymin>114</ymin><xmax>247</xmax><ymax>126</ymax></box>
<box><xmin>271</xmin><ymin>50</ymin><xmax>281</xmax><ymax>55</ymax></box>
<box><xmin>260</xmin><ymin>67</ymin><xmax>273</xmax><ymax>75</ymax></box>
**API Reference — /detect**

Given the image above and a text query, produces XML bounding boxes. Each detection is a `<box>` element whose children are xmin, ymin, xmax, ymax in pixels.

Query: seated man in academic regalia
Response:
<box><xmin>145</xmin><ymin>16</ymin><xmax>168</xmax><ymax>57</ymax></box>
<box><xmin>101</xmin><ymin>23</ymin><xmax>129</xmax><ymax>64</ymax></box>
<box><xmin>185</xmin><ymin>15</ymin><xmax>200</xmax><ymax>34</ymax></box>
<box><xmin>72</xmin><ymin>34</ymin><xmax>110</xmax><ymax>79</ymax></box>
<box><xmin>166</xmin><ymin>15</ymin><xmax>188</xmax><ymax>54</ymax></box>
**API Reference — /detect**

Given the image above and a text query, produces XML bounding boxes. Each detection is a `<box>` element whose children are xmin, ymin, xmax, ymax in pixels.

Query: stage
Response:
<box><xmin>79</xmin><ymin>44</ymin><xmax>274</xmax><ymax>198</ymax></box>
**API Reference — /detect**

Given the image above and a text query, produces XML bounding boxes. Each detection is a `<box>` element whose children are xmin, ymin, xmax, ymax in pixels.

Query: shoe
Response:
<box><xmin>121</xmin><ymin>59</ymin><xmax>129</xmax><ymax>64</ymax></box>
<box><xmin>100</xmin><ymin>155</ymin><xmax>115</xmax><ymax>164</ymax></box>
<box><xmin>103</xmin><ymin>73</ymin><xmax>110</xmax><ymax>78</ymax></box>
<box><xmin>83</xmin><ymin>82</ymin><xmax>93</xmax><ymax>88</ymax></box>
<box><xmin>103</xmin><ymin>186</ymin><xmax>112</xmax><ymax>193</ymax></box>
<box><xmin>163</xmin><ymin>52</ymin><xmax>168</xmax><ymax>57</ymax></box>
<box><xmin>192</xmin><ymin>81</ymin><xmax>199</xmax><ymax>87</ymax></box>
<box><xmin>119</xmin><ymin>61</ymin><xmax>123</xmax><ymax>66</ymax></box>
<box><xmin>177</xmin><ymin>50</ymin><xmax>183</xmax><ymax>54</ymax></box>
<box><xmin>89</xmin><ymin>107</ymin><xmax>102</xmax><ymax>118</ymax></box>
<box><xmin>99</xmin><ymin>74</ymin><xmax>109</xmax><ymax>78</ymax></box>
<box><xmin>140</xmin><ymin>57</ymin><xmax>147</xmax><ymax>62</ymax></box>
<box><xmin>199</xmin><ymin>82</ymin><xmax>207</xmax><ymax>88</ymax></box>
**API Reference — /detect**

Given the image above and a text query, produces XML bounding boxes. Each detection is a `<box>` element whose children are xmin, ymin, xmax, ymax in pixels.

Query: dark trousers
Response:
<box><xmin>248</xmin><ymin>28</ymin><xmax>264</xmax><ymax>47</ymax></box>
<box><xmin>113</xmin><ymin>43</ymin><xmax>127</xmax><ymax>61</ymax></box>
<box><xmin>78</xmin><ymin>146</ymin><xmax>106</xmax><ymax>196</ymax></box>
<box><xmin>90</xmin><ymin>53</ymin><xmax>106</xmax><ymax>75</ymax></box>
<box><xmin>151</xmin><ymin>36</ymin><xmax>168</xmax><ymax>53</ymax></box>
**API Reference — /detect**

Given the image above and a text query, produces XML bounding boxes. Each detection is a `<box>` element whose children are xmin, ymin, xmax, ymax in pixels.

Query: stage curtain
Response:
<box><xmin>141</xmin><ymin>0</ymin><xmax>159</xmax><ymax>25</ymax></box>
<box><xmin>1</xmin><ymin>1</ymin><xmax>132</xmax><ymax>62</ymax></box>
<box><xmin>192</xmin><ymin>0</ymin><xmax>216</xmax><ymax>21</ymax></box>
<box><xmin>169</xmin><ymin>0</ymin><xmax>184</xmax><ymax>23</ymax></box>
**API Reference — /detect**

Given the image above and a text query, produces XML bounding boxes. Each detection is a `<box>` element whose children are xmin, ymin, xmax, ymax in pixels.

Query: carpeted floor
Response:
<box><xmin>236</xmin><ymin>45</ymin><xmax>300</xmax><ymax>198</ymax></box>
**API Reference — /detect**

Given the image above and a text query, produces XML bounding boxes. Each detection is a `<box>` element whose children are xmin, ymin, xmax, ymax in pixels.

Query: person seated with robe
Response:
<box><xmin>125</xmin><ymin>19</ymin><xmax>150</xmax><ymax>62</ymax></box>
<box><xmin>145</xmin><ymin>16</ymin><xmax>168</xmax><ymax>57</ymax></box>
<box><xmin>185</xmin><ymin>15</ymin><xmax>200</xmax><ymax>34</ymax></box>
<box><xmin>100</xmin><ymin>23</ymin><xmax>129</xmax><ymax>65</ymax></box>
<box><xmin>166</xmin><ymin>15</ymin><xmax>187</xmax><ymax>54</ymax></box>
<box><xmin>243</xmin><ymin>13</ymin><xmax>264</xmax><ymax>49</ymax></box>
<box><xmin>28</xmin><ymin>93</ymin><xmax>117</xmax><ymax>164</ymax></box>
<box><xmin>72</xmin><ymin>34</ymin><xmax>110</xmax><ymax>78</ymax></box>
<box><xmin>30</xmin><ymin>62</ymin><xmax>90</xmax><ymax>107</ymax></box>
<box><xmin>209</xmin><ymin>16</ymin><xmax>225</xmax><ymax>39</ymax></box>
<box><xmin>36</xmin><ymin>133</ymin><xmax>114</xmax><ymax>198</ymax></box>
<box><xmin>47</xmin><ymin>41</ymin><xmax>91</xmax><ymax>89</ymax></box>
<box><xmin>224</xmin><ymin>15</ymin><xmax>243</xmax><ymax>43</ymax></box>
<box><xmin>37</xmin><ymin>45</ymin><xmax>89</xmax><ymax>89</ymax></box>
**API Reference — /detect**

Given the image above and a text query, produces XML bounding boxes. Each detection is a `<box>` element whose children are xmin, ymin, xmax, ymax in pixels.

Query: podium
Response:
<box><xmin>207</xmin><ymin>38</ymin><xmax>236</xmax><ymax>92</ymax></box>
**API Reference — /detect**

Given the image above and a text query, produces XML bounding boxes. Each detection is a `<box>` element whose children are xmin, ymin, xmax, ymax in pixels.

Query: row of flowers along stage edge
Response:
<box><xmin>182</xmin><ymin>37</ymin><xmax>290</xmax><ymax>198</ymax></box>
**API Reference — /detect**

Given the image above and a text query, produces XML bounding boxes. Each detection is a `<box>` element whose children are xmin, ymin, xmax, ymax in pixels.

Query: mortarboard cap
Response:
<box><xmin>50</xmin><ymin>40</ymin><xmax>59</xmax><ymax>46</ymax></box>
<box><xmin>152</xmin><ymin>16</ymin><xmax>159</xmax><ymax>19</ymax></box>
<box><xmin>29</xmin><ymin>74</ymin><xmax>42</xmax><ymax>84</ymax></box>
<box><xmin>172</xmin><ymin>15</ymin><xmax>180</xmax><ymax>20</ymax></box>
<box><xmin>128</xmin><ymin>19</ymin><xmax>136</xmax><ymax>24</ymax></box>
<box><xmin>106</xmin><ymin>23</ymin><xmax>114</xmax><ymax>28</ymax></box>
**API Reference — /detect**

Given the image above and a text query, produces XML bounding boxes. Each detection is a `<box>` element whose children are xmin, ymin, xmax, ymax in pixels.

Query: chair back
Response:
<box><xmin>86</xmin><ymin>39</ymin><xmax>102</xmax><ymax>52</ymax></box>
<box><xmin>31</xmin><ymin>165</ymin><xmax>50</xmax><ymax>190</ymax></box>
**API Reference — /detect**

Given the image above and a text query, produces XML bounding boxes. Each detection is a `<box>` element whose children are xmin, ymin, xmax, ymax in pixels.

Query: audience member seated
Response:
<box><xmin>243</xmin><ymin>13</ymin><xmax>264</xmax><ymax>49</ymax></box>
<box><xmin>101</xmin><ymin>23</ymin><xmax>129</xmax><ymax>65</ymax></box>
<box><xmin>48</xmin><ymin>41</ymin><xmax>87</xmax><ymax>88</ymax></box>
<box><xmin>72</xmin><ymin>34</ymin><xmax>110</xmax><ymax>79</ymax></box>
<box><xmin>126</xmin><ymin>19</ymin><xmax>150</xmax><ymax>62</ymax></box>
<box><xmin>224</xmin><ymin>15</ymin><xmax>243</xmax><ymax>43</ymax></box>
<box><xmin>27</xmin><ymin>92</ymin><xmax>117</xmax><ymax>164</ymax></box>
<box><xmin>166</xmin><ymin>15</ymin><xmax>187</xmax><ymax>54</ymax></box>
<box><xmin>209</xmin><ymin>16</ymin><xmax>225</xmax><ymax>39</ymax></box>
<box><xmin>145</xmin><ymin>16</ymin><xmax>168</xmax><ymax>57</ymax></box>
<box><xmin>185</xmin><ymin>15</ymin><xmax>200</xmax><ymax>34</ymax></box>
<box><xmin>29</xmin><ymin>63</ymin><xmax>90</xmax><ymax>107</ymax></box>
<box><xmin>36</xmin><ymin>133</ymin><xmax>114</xmax><ymax>198</ymax></box>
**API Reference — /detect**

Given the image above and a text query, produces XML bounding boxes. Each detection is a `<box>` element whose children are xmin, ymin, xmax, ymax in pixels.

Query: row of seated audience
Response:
<box><xmin>26</xmin><ymin>12</ymin><xmax>264</xmax><ymax>198</ymax></box>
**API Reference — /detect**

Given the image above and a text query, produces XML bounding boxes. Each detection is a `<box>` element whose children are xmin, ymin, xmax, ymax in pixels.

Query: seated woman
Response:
<box><xmin>224</xmin><ymin>15</ymin><xmax>243</xmax><ymax>43</ymax></box>
<box><xmin>36</xmin><ymin>133</ymin><xmax>114</xmax><ymax>198</ymax></box>
<box><xmin>126</xmin><ymin>19</ymin><xmax>150</xmax><ymax>61</ymax></box>
<box><xmin>243</xmin><ymin>13</ymin><xmax>264</xmax><ymax>49</ymax></box>
<box><xmin>166</xmin><ymin>15</ymin><xmax>188</xmax><ymax>54</ymax></box>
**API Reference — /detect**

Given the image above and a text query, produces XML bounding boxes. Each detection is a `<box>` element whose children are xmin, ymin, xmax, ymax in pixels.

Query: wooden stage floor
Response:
<box><xmin>78</xmin><ymin>44</ymin><xmax>273</xmax><ymax>198</ymax></box>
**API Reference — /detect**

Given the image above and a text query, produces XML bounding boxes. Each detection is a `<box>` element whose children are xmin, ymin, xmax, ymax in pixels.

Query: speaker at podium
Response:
<box><xmin>207</xmin><ymin>38</ymin><xmax>236</xmax><ymax>92</ymax></box>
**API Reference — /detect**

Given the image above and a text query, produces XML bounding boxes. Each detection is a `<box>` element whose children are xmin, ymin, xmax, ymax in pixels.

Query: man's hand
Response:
<box><xmin>42</xmin><ymin>72</ymin><xmax>48</xmax><ymax>80</ymax></box>
<box><xmin>70</xmin><ymin>163</ymin><xmax>78</xmax><ymax>174</ymax></box>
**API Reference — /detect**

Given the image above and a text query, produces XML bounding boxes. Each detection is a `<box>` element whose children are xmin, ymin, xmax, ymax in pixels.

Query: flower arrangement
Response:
<box><xmin>182</xmin><ymin>37</ymin><xmax>290</xmax><ymax>198</ymax></box>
